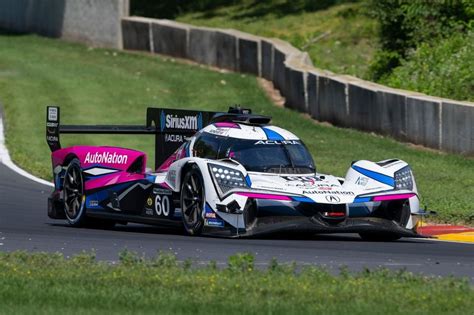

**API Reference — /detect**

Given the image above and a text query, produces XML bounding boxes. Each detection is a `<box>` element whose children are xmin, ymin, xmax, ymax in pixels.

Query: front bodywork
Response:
<box><xmin>157</xmin><ymin>157</ymin><xmax>422</xmax><ymax>238</ymax></box>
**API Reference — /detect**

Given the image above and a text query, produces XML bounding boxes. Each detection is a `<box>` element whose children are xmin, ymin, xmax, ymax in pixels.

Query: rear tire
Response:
<box><xmin>63</xmin><ymin>158</ymin><xmax>115</xmax><ymax>229</ymax></box>
<box><xmin>359</xmin><ymin>232</ymin><xmax>401</xmax><ymax>242</ymax></box>
<box><xmin>63</xmin><ymin>159</ymin><xmax>87</xmax><ymax>226</ymax></box>
<box><xmin>180</xmin><ymin>166</ymin><xmax>205</xmax><ymax>236</ymax></box>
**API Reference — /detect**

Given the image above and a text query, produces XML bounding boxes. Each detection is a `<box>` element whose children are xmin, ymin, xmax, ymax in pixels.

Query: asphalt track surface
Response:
<box><xmin>1</xmin><ymin>163</ymin><xmax>473</xmax><ymax>281</ymax></box>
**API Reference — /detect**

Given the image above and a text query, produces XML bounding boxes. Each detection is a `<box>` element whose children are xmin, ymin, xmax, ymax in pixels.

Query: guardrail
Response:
<box><xmin>122</xmin><ymin>16</ymin><xmax>473</xmax><ymax>155</ymax></box>
<box><xmin>0</xmin><ymin>0</ymin><xmax>129</xmax><ymax>49</ymax></box>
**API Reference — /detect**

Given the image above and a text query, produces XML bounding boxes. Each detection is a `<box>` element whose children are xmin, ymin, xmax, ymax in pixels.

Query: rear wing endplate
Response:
<box><xmin>46</xmin><ymin>106</ymin><xmax>217</xmax><ymax>169</ymax></box>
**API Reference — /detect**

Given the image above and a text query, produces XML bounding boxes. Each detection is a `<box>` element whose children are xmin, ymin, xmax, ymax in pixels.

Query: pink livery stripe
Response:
<box><xmin>214</xmin><ymin>122</ymin><xmax>240</xmax><ymax>128</ymax></box>
<box><xmin>372</xmin><ymin>193</ymin><xmax>416</xmax><ymax>201</ymax></box>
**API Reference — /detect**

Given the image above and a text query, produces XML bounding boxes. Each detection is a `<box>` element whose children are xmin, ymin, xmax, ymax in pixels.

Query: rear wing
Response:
<box><xmin>46</xmin><ymin>106</ymin><xmax>217</xmax><ymax>169</ymax></box>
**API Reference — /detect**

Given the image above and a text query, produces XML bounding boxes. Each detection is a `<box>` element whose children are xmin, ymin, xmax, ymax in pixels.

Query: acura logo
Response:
<box><xmin>325</xmin><ymin>195</ymin><xmax>340</xmax><ymax>203</ymax></box>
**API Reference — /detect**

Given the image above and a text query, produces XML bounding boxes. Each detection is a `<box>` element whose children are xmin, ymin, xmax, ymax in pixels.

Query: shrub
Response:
<box><xmin>382</xmin><ymin>31</ymin><xmax>474</xmax><ymax>101</ymax></box>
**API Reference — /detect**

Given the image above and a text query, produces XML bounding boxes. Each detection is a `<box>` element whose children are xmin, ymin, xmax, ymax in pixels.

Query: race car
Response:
<box><xmin>46</xmin><ymin>105</ymin><xmax>426</xmax><ymax>240</ymax></box>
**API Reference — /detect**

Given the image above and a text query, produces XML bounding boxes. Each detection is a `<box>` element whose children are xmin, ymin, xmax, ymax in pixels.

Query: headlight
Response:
<box><xmin>394</xmin><ymin>166</ymin><xmax>413</xmax><ymax>190</ymax></box>
<box><xmin>208</xmin><ymin>163</ymin><xmax>248</xmax><ymax>195</ymax></box>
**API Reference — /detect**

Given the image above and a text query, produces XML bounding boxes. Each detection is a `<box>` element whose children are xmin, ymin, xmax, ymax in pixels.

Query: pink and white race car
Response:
<box><xmin>46</xmin><ymin>106</ymin><xmax>426</xmax><ymax>240</ymax></box>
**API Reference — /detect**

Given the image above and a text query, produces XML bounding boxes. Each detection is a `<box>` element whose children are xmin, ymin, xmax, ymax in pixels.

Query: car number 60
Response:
<box><xmin>155</xmin><ymin>195</ymin><xmax>170</xmax><ymax>216</ymax></box>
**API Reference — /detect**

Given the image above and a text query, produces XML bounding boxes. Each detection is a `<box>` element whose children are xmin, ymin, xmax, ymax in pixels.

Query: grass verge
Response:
<box><xmin>0</xmin><ymin>33</ymin><xmax>472</xmax><ymax>224</ymax></box>
<box><xmin>0</xmin><ymin>251</ymin><xmax>472</xmax><ymax>314</ymax></box>
<box><xmin>176</xmin><ymin>1</ymin><xmax>378</xmax><ymax>79</ymax></box>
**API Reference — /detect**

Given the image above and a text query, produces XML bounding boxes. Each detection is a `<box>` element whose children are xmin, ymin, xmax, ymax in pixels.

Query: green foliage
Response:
<box><xmin>367</xmin><ymin>50</ymin><xmax>401</xmax><ymax>81</ymax></box>
<box><xmin>382</xmin><ymin>31</ymin><xmax>474</xmax><ymax>101</ymax></box>
<box><xmin>227</xmin><ymin>252</ymin><xmax>255</xmax><ymax>272</ymax></box>
<box><xmin>0</xmin><ymin>251</ymin><xmax>473</xmax><ymax>314</ymax></box>
<box><xmin>131</xmin><ymin>0</ymin><xmax>360</xmax><ymax>19</ymax></box>
<box><xmin>177</xmin><ymin>1</ymin><xmax>378</xmax><ymax>78</ymax></box>
<box><xmin>367</xmin><ymin>0</ymin><xmax>474</xmax><ymax>79</ymax></box>
<box><xmin>130</xmin><ymin>0</ymin><xmax>239</xmax><ymax>19</ymax></box>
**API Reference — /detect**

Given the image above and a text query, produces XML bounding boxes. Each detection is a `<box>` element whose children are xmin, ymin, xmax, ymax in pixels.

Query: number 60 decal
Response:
<box><xmin>155</xmin><ymin>195</ymin><xmax>170</xmax><ymax>216</ymax></box>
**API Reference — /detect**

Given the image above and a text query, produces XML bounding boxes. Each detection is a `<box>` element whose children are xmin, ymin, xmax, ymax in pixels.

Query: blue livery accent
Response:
<box><xmin>146</xmin><ymin>174</ymin><xmax>157</xmax><ymax>183</ymax></box>
<box><xmin>198</xmin><ymin>112</ymin><xmax>203</xmax><ymax>130</ymax></box>
<box><xmin>352</xmin><ymin>165</ymin><xmax>395</xmax><ymax>187</ymax></box>
<box><xmin>292</xmin><ymin>196</ymin><xmax>315</xmax><ymax>203</ymax></box>
<box><xmin>160</xmin><ymin>110</ymin><xmax>166</xmax><ymax>132</ymax></box>
<box><xmin>184</xmin><ymin>142</ymin><xmax>190</xmax><ymax>157</ymax></box>
<box><xmin>205</xmin><ymin>203</ymin><xmax>213</xmax><ymax>214</ymax></box>
<box><xmin>245</xmin><ymin>175</ymin><xmax>252</xmax><ymax>187</ymax></box>
<box><xmin>353</xmin><ymin>196</ymin><xmax>372</xmax><ymax>203</ymax></box>
<box><xmin>205</xmin><ymin>218</ymin><xmax>225</xmax><ymax>228</ymax></box>
<box><xmin>262</xmin><ymin>127</ymin><xmax>285</xmax><ymax>141</ymax></box>
<box><xmin>86</xmin><ymin>194</ymin><xmax>103</xmax><ymax>210</ymax></box>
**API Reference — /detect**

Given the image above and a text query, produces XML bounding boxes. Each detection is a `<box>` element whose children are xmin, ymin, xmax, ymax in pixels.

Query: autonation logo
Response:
<box><xmin>84</xmin><ymin>152</ymin><xmax>128</xmax><ymax>164</ymax></box>
<box><xmin>160</xmin><ymin>111</ymin><xmax>202</xmax><ymax>131</ymax></box>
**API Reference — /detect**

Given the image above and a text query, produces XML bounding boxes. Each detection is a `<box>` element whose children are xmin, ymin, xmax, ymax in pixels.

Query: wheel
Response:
<box><xmin>63</xmin><ymin>158</ymin><xmax>116</xmax><ymax>229</ymax></box>
<box><xmin>359</xmin><ymin>232</ymin><xmax>401</xmax><ymax>242</ymax></box>
<box><xmin>63</xmin><ymin>158</ymin><xmax>87</xmax><ymax>226</ymax></box>
<box><xmin>180</xmin><ymin>166</ymin><xmax>205</xmax><ymax>235</ymax></box>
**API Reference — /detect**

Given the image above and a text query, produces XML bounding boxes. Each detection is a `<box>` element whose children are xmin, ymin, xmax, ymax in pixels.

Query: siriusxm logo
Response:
<box><xmin>84</xmin><ymin>152</ymin><xmax>128</xmax><ymax>164</ymax></box>
<box><xmin>160</xmin><ymin>111</ymin><xmax>202</xmax><ymax>131</ymax></box>
<box><xmin>166</xmin><ymin>115</ymin><xmax>198</xmax><ymax>130</ymax></box>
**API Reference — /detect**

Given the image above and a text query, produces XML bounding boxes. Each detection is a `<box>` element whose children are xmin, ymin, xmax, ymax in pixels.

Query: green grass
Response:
<box><xmin>0</xmin><ymin>251</ymin><xmax>473</xmax><ymax>314</ymax></box>
<box><xmin>176</xmin><ymin>1</ymin><xmax>378</xmax><ymax>79</ymax></box>
<box><xmin>0</xmin><ymin>33</ymin><xmax>473</xmax><ymax>224</ymax></box>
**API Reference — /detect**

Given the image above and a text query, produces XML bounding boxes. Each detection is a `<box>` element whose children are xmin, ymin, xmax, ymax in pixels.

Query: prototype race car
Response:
<box><xmin>46</xmin><ymin>106</ymin><xmax>426</xmax><ymax>240</ymax></box>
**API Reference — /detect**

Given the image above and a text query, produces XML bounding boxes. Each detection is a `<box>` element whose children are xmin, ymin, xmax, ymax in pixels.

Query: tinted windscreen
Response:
<box><xmin>219</xmin><ymin>138</ymin><xmax>315</xmax><ymax>174</ymax></box>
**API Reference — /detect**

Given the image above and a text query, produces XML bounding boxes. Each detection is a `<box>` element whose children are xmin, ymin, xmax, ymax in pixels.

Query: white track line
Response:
<box><xmin>0</xmin><ymin>112</ymin><xmax>54</xmax><ymax>187</ymax></box>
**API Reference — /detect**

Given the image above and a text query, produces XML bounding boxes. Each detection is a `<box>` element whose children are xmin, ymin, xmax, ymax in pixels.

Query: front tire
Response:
<box><xmin>180</xmin><ymin>166</ymin><xmax>205</xmax><ymax>236</ymax></box>
<box><xmin>63</xmin><ymin>159</ymin><xmax>87</xmax><ymax>226</ymax></box>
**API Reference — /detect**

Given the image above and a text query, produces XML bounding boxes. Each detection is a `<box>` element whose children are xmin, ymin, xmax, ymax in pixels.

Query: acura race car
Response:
<box><xmin>46</xmin><ymin>106</ymin><xmax>426</xmax><ymax>240</ymax></box>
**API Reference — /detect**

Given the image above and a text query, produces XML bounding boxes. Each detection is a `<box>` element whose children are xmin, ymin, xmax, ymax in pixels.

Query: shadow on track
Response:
<box><xmin>47</xmin><ymin>222</ymin><xmax>431</xmax><ymax>244</ymax></box>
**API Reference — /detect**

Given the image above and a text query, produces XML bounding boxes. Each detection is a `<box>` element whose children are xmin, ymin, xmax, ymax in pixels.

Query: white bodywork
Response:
<box><xmin>155</xmin><ymin>123</ymin><xmax>421</xmax><ymax>232</ymax></box>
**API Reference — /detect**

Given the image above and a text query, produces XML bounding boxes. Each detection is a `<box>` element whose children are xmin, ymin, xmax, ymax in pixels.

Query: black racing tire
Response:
<box><xmin>358</xmin><ymin>232</ymin><xmax>402</xmax><ymax>242</ymax></box>
<box><xmin>63</xmin><ymin>159</ymin><xmax>116</xmax><ymax>229</ymax></box>
<box><xmin>63</xmin><ymin>158</ymin><xmax>87</xmax><ymax>226</ymax></box>
<box><xmin>180</xmin><ymin>166</ymin><xmax>205</xmax><ymax>236</ymax></box>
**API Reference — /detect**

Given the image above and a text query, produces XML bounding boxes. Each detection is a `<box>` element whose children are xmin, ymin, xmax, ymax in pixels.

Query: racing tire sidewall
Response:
<box><xmin>63</xmin><ymin>158</ymin><xmax>87</xmax><ymax>226</ymax></box>
<box><xmin>180</xmin><ymin>166</ymin><xmax>205</xmax><ymax>236</ymax></box>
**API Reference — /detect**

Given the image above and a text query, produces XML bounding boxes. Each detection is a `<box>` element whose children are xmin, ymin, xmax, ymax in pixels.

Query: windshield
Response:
<box><xmin>221</xmin><ymin>138</ymin><xmax>315</xmax><ymax>174</ymax></box>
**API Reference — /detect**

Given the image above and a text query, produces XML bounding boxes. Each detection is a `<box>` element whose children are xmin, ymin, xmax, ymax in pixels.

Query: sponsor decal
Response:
<box><xmin>255</xmin><ymin>140</ymin><xmax>301</xmax><ymax>145</ymax></box>
<box><xmin>155</xmin><ymin>195</ymin><xmax>171</xmax><ymax>216</ymax></box>
<box><xmin>48</xmin><ymin>107</ymin><xmax>58</xmax><ymax>121</ymax></box>
<box><xmin>165</xmin><ymin>114</ymin><xmax>199</xmax><ymax>130</ymax></box>
<box><xmin>46</xmin><ymin>135</ymin><xmax>59</xmax><ymax>142</ymax></box>
<box><xmin>325</xmin><ymin>195</ymin><xmax>341</xmax><ymax>203</ymax></box>
<box><xmin>84</xmin><ymin>152</ymin><xmax>128</xmax><ymax>164</ymax></box>
<box><xmin>207</xmin><ymin>128</ymin><xmax>227</xmax><ymax>135</ymax></box>
<box><xmin>282</xmin><ymin>176</ymin><xmax>322</xmax><ymax>183</ymax></box>
<box><xmin>205</xmin><ymin>212</ymin><xmax>216</xmax><ymax>219</ymax></box>
<box><xmin>165</xmin><ymin>134</ymin><xmax>184</xmax><ymax>142</ymax></box>
<box><xmin>153</xmin><ymin>188</ymin><xmax>172</xmax><ymax>195</ymax></box>
<box><xmin>146</xmin><ymin>197</ymin><xmax>153</xmax><ymax>207</ymax></box>
<box><xmin>205</xmin><ymin>218</ymin><xmax>225</xmax><ymax>228</ymax></box>
<box><xmin>145</xmin><ymin>208</ymin><xmax>154</xmax><ymax>216</ymax></box>
<box><xmin>88</xmin><ymin>200</ymin><xmax>99</xmax><ymax>207</ymax></box>
<box><xmin>303</xmin><ymin>190</ymin><xmax>354</xmax><ymax>196</ymax></box>
<box><xmin>46</xmin><ymin>122</ymin><xmax>58</xmax><ymax>128</ymax></box>
<box><xmin>355</xmin><ymin>177</ymin><xmax>369</xmax><ymax>186</ymax></box>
